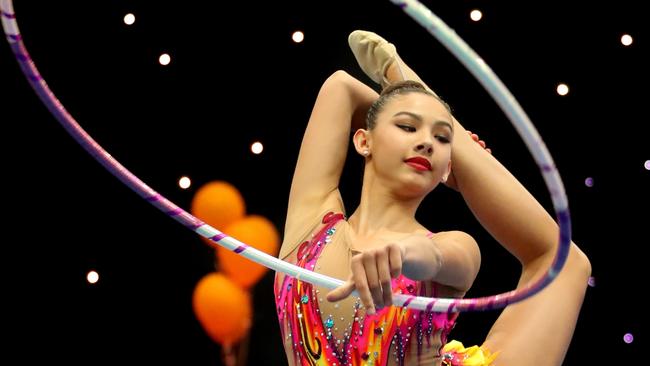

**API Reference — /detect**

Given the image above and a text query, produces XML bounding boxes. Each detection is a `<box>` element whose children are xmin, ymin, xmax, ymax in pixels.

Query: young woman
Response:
<box><xmin>273</xmin><ymin>30</ymin><xmax>591</xmax><ymax>366</ymax></box>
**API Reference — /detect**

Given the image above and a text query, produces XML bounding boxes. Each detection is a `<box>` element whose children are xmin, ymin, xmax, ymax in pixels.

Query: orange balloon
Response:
<box><xmin>217</xmin><ymin>215</ymin><xmax>280</xmax><ymax>288</ymax></box>
<box><xmin>192</xmin><ymin>272</ymin><xmax>252</xmax><ymax>345</ymax></box>
<box><xmin>191</xmin><ymin>181</ymin><xmax>246</xmax><ymax>236</ymax></box>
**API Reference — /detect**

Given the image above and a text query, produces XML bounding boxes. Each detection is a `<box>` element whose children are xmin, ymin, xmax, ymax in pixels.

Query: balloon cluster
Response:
<box><xmin>190</xmin><ymin>181</ymin><xmax>280</xmax><ymax>346</ymax></box>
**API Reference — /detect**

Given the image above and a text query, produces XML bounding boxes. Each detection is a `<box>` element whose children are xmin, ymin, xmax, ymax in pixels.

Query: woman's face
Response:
<box><xmin>369</xmin><ymin>92</ymin><xmax>453</xmax><ymax>197</ymax></box>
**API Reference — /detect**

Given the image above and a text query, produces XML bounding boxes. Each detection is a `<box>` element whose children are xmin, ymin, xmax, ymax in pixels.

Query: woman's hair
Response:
<box><xmin>365</xmin><ymin>80</ymin><xmax>451</xmax><ymax>130</ymax></box>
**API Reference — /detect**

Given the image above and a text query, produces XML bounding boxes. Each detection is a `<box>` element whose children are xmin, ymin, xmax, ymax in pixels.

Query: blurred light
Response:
<box><xmin>644</xmin><ymin>160</ymin><xmax>650</xmax><ymax>170</ymax></box>
<box><xmin>587</xmin><ymin>276</ymin><xmax>596</xmax><ymax>287</ymax></box>
<box><xmin>123</xmin><ymin>13</ymin><xmax>135</xmax><ymax>25</ymax></box>
<box><xmin>621</xmin><ymin>34</ymin><xmax>633</xmax><ymax>46</ymax></box>
<box><xmin>159</xmin><ymin>53</ymin><xmax>171</xmax><ymax>66</ymax></box>
<box><xmin>623</xmin><ymin>333</ymin><xmax>634</xmax><ymax>344</ymax></box>
<box><xmin>251</xmin><ymin>141</ymin><xmax>264</xmax><ymax>154</ymax></box>
<box><xmin>292</xmin><ymin>31</ymin><xmax>304</xmax><ymax>43</ymax></box>
<box><xmin>179</xmin><ymin>176</ymin><xmax>191</xmax><ymax>189</ymax></box>
<box><xmin>584</xmin><ymin>177</ymin><xmax>594</xmax><ymax>187</ymax></box>
<box><xmin>556</xmin><ymin>83</ymin><xmax>569</xmax><ymax>96</ymax></box>
<box><xmin>470</xmin><ymin>9</ymin><xmax>483</xmax><ymax>22</ymax></box>
<box><xmin>87</xmin><ymin>270</ymin><xmax>99</xmax><ymax>284</ymax></box>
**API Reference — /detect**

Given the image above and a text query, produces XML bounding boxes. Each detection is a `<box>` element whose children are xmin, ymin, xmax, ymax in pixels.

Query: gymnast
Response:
<box><xmin>274</xmin><ymin>30</ymin><xmax>591</xmax><ymax>366</ymax></box>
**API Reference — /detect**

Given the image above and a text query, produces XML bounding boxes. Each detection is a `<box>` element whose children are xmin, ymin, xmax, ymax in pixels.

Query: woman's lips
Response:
<box><xmin>405</xmin><ymin>157</ymin><xmax>432</xmax><ymax>171</ymax></box>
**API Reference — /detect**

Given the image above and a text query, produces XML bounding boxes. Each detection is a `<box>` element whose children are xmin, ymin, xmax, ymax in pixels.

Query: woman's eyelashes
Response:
<box><xmin>396</xmin><ymin>124</ymin><xmax>451</xmax><ymax>143</ymax></box>
<box><xmin>397</xmin><ymin>124</ymin><xmax>416</xmax><ymax>132</ymax></box>
<box><xmin>435</xmin><ymin>135</ymin><xmax>451</xmax><ymax>143</ymax></box>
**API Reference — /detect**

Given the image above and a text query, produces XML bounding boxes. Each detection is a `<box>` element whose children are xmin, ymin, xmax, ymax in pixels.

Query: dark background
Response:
<box><xmin>2</xmin><ymin>1</ymin><xmax>647</xmax><ymax>364</ymax></box>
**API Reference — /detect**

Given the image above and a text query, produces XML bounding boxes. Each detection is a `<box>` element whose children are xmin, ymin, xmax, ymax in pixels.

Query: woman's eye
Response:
<box><xmin>435</xmin><ymin>135</ymin><xmax>451</xmax><ymax>143</ymax></box>
<box><xmin>398</xmin><ymin>125</ymin><xmax>416</xmax><ymax>132</ymax></box>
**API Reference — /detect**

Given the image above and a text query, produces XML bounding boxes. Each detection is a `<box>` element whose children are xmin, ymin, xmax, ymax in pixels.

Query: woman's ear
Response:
<box><xmin>443</xmin><ymin>160</ymin><xmax>452</xmax><ymax>182</ymax></box>
<box><xmin>353</xmin><ymin>128</ymin><xmax>371</xmax><ymax>157</ymax></box>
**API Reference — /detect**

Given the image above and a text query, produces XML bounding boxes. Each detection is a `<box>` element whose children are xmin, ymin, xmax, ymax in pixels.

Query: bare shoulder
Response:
<box><xmin>279</xmin><ymin>194</ymin><xmax>346</xmax><ymax>260</ymax></box>
<box><xmin>427</xmin><ymin>229</ymin><xmax>482</xmax><ymax>293</ymax></box>
<box><xmin>429</xmin><ymin>230</ymin><xmax>481</xmax><ymax>265</ymax></box>
<box><xmin>430</xmin><ymin>230</ymin><xmax>479</xmax><ymax>249</ymax></box>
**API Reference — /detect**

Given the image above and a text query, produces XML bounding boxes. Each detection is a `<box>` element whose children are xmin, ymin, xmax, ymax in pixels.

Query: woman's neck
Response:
<box><xmin>347</xmin><ymin>174</ymin><xmax>424</xmax><ymax>237</ymax></box>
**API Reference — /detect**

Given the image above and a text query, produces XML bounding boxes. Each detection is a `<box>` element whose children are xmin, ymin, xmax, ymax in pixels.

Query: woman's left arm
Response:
<box><xmin>400</xmin><ymin>231</ymin><xmax>481</xmax><ymax>293</ymax></box>
<box><xmin>326</xmin><ymin>231</ymin><xmax>480</xmax><ymax>313</ymax></box>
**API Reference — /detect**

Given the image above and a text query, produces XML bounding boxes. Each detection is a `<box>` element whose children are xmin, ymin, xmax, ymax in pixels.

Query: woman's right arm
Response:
<box><xmin>395</xmin><ymin>55</ymin><xmax>591</xmax><ymax>366</ymax></box>
<box><xmin>280</xmin><ymin>70</ymin><xmax>378</xmax><ymax>258</ymax></box>
<box><xmin>352</xmin><ymin>30</ymin><xmax>592</xmax><ymax>365</ymax></box>
<box><xmin>408</xmin><ymin>61</ymin><xmax>591</xmax><ymax>366</ymax></box>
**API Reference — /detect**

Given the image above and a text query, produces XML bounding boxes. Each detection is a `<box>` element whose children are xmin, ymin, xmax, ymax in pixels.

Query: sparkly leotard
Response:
<box><xmin>274</xmin><ymin>212</ymin><xmax>477</xmax><ymax>366</ymax></box>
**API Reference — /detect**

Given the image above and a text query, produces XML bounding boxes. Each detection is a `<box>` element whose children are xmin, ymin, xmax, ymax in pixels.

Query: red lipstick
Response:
<box><xmin>405</xmin><ymin>157</ymin><xmax>432</xmax><ymax>171</ymax></box>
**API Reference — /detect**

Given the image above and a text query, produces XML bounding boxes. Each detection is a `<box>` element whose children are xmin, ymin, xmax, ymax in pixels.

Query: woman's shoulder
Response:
<box><xmin>279</xmin><ymin>206</ymin><xmax>346</xmax><ymax>260</ymax></box>
<box><xmin>427</xmin><ymin>229</ymin><xmax>476</xmax><ymax>242</ymax></box>
<box><xmin>427</xmin><ymin>229</ymin><xmax>480</xmax><ymax>263</ymax></box>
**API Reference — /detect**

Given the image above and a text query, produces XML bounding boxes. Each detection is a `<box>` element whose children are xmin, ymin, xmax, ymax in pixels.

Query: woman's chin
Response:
<box><xmin>394</xmin><ymin>179</ymin><xmax>436</xmax><ymax>199</ymax></box>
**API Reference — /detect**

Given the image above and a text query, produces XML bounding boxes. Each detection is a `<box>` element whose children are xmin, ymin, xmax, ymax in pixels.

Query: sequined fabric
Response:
<box><xmin>275</xmin><ymin>212</ymin><xmax>460</xmax><ymax>366</ymax></box>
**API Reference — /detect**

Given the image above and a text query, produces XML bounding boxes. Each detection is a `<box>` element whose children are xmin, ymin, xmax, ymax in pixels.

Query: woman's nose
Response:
<box><xmin>415</xmin><ymin>142</ymin><xmax>433</xmax><ymax>155</ymax></box>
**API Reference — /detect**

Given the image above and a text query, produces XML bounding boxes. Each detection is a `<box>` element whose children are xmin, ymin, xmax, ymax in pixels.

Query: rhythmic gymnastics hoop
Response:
<box><xmin>1</xmin><ymin>0</ymin><xmax>571</xmax><ymax>312</ymax></box>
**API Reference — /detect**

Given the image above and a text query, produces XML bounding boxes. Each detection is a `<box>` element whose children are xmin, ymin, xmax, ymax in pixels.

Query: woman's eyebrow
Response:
<box><xmin>393</xmin><ymin>111</ymin><xmax>453</xmax><ymax>131</ymax></box>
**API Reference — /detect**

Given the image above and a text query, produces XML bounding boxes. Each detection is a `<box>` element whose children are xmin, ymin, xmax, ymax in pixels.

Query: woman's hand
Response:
<box><xmin>326</xmin><ymin>242</ymin><xmax>403</xmax><ymax>315</ymax></box>
<box><xmin>444</xmin><ymin>130</ymin><xmax>491</xmax><ymax>191</ymax></box>
<box><xmin>467</xmin><ymin>130</ymin><xmax>492</xmax><ymax>154</ymax></box>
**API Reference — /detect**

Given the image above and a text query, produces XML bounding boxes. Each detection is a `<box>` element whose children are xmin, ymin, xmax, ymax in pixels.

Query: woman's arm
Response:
<box><xmin>482</xmin><ymin>244</ymin><xmax>590</xmax><ymax>365</ymax></box>
<box><xmin>326</xmin><ymin>230</ymin><xmax>481</xmax><ymax>314</ymax></box>
<box><xmin>399</xmin><ymin>231</ymin><xmax>481</xmax><ymax>292</ymax></box>
<box><xmin>399</xmin><ymin>62</ymin><xmax>592</xmax><ymax>366</ymax></box>
<box><xmin>280</xmin><ymin>70</ymin><xmax>378</xmax><ymax>257</ymax></box>
<box><xmin>349</xmin><ymin>30</ymin><xmax>592</xmax><ymax>365</ymax></box>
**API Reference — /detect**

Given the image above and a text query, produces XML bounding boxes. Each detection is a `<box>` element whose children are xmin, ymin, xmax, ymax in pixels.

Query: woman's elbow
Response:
<box><xmin>568</xmin><ymin>242</ymin><xmax>592</xmax><ymax>282</ymax></box>
<box><xmin>327</xmin><ymin>70</ymin><xmax>353</xmax><ymax>83</ymax></box>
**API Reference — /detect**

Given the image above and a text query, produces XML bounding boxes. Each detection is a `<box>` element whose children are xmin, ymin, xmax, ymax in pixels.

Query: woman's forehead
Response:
<box><xmin>382</xmin><ymin>93</ymin><xmax>451</xmax><ymax>122</ymax></box>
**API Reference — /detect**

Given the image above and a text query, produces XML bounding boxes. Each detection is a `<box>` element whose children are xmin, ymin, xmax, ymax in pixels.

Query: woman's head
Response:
<box><xmin>354</xmin><ymin>80</ymin><xmax>454</xmax><ymax>197</ymax></box>
<box><xmin>365</xmin><ymin>80</ymin><xmax>452</xmax><ymax>130</ymax></box>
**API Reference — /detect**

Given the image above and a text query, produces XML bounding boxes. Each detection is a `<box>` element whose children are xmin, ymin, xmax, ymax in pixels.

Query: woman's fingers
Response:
<box><xmin>352</xmin><ymin>255</ymin><xmax>376</xmax><ymax>314</ymax></box>
<box><xmin>376</xmin><ymin>250</ymin><xmax>393</xmax><ymax>309</ymax></box>
<box><xmin>388</xmin><ymin>243</ymin><xmax>403</xmax><ymax>278</ymax></box>
<box><xmin>328</xmin><ymin>245</ymin><xmax>402</xmax><ymax>314</ymax></box>
<box><xmin>361</xmin><ymin>252</ymin><xmax>383</xmax><ymax>311</ymax></box>
<box><xmin>326</xmin><ymin>280</ymin><xmax>356</xmax><ymax>302</ymax></box>
<box><xmin>467</xmin><ymin>130</ymin><xmax>490</xmax><ymax>152</ymax></box>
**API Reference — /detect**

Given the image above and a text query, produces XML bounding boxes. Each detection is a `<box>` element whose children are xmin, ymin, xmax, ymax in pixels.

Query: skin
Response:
<box><xmin>381</xmin><ymin>41</ymin><xmax>592</xmax><ymax>365</ymax></box>
<box><xmin>278</xmin><ymin>35</ymin><xmax>591</xmax><ymax>364</ymax></box>
<box><xmin>329</xmin><ymin>90</ymin><xmax>484</xmax><ymax>313</ymax></box>
<box><xmin>280</xmin><ymin>71</ymin><xmax>481</xmax><ymax>318</ymax></box>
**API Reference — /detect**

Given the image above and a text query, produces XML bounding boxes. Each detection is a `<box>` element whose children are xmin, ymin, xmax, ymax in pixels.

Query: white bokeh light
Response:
<box><xmin>123</xmin><ymin>13</ymin><xmax>135</xmax><ymax>25</ymax></box>
<box><xmin>292</xmin><ymin>31</ymin><xmax>305</xmax><ymax>43</ymax></box>
<box><xmin>251</xmin><ymin>141</ymin><xmax>264</xmax><ymax>154</ymax></box>
<box><xmin>87</xmin><ymin>270</ymin><xmax>99</xmax><ymax>284</ymax></box>
<box><xmin>159</xmin><ymin>53</ymin><xmax>171</xmax><ymax>66</ymax></box>
<box><xmin>584</xmin><ymin>177</ymin><xmax>594</xmax><ymax>187</ymax></box>
<box><xmin>644</xmin><ymin>160</ymin><xmax>650</xmax><ymax>170</ymax></box>
<box><xmin>623</xmin><ymin>333</ymin><xmax>634</xmax><ymax>344</ymax></box>
<box><xmin>556</xmin><ymin>83</ymin><xmax>569</xmax><ymax>96</ymax></box>
<box><xmin>178</xmin><ymin>176</ymin><xmax>191</xmax><ymax>189</ymax></box>
<box><xmin>470</xmin><ymin>9</ymin><xmax>483</xmax><ymax>22</ymax></box>
<box><xmin>621</xmin><ymin>34</ymin><xmax>633</xmax><ymax>46</ymax></box>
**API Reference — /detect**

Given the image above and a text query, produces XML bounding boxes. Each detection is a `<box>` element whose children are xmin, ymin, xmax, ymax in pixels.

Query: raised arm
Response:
<box><xmin>349</xmin><ymin>30</ymin><xmax>591</xmax><ymax>365</ymax></box>
<box><xmin>280</xmin><ymin>70</ymin><xmax>378</xmax><ymax>258</ymax></box>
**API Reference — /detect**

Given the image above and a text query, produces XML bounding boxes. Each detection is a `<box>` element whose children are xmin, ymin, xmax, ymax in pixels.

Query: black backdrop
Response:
<box><xmin>3</xmin><ymin>1</ymin><xmax>647</xmax><ymax>364</ymax></box>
